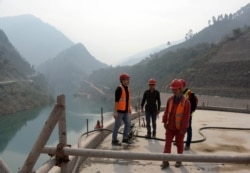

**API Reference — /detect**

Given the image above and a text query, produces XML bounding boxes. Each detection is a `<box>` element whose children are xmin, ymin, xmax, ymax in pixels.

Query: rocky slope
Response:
<box><xmin>0</xmin><ymin>29</ymin><xmax>53</xmax><ymax>115</ymax></box>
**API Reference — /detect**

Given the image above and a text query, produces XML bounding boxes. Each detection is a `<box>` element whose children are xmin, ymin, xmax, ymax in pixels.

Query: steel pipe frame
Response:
<box><xmin>42</xmin><ymin>146</ymin><xmax>250</xmax><ymax>164</ymax></box>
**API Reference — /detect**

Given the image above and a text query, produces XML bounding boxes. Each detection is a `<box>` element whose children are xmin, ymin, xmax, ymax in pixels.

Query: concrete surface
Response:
<box><xmin>78</xmin><ymin>110</ymin><xmax>250</xmax><ymax>173</ymax></box>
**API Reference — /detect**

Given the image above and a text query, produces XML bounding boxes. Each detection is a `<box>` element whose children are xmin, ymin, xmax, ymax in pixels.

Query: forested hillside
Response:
<box><xmin>0</xmin><ymin>29</ymin><xmax>53</xmax><ymax>115</ymax></box>
<box><xmin>86</xmin><ymin>27</ymin><xmax>250</xmax><ymax>99</ymax></box>
<box><xmin>37</xmin><ymin>43</ymin><xmax>108</xmax><ymax>96</ymax></box>
<box><xmin>159</xmin><ymin>3</ymin><xmax>250</xmax><ymax>56</ymax></box>
<box><xmin>83</xmin><ymin>3</ymin><xmax>250</xmax><ymax>100</ymax></box>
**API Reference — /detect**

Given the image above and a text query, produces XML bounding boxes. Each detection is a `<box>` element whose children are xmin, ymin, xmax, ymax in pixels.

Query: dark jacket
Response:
<box><xmin>141</xmin><ymin>89</ymin><xmax>161</xmax><ymax>113</ymax></box>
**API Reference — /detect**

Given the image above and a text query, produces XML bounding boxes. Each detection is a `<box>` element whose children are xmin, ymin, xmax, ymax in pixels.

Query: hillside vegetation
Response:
<box><xmin>86</xmin><ymin>27</ymin><xmax>250</xmax><ymax>99</ymax></box>
<box><xmin>82</xmin><ymin>3</ymin><xmax>250</xmax><ymax>100</ymax></box>
<box><xmin>1</xmin><ymin>3</ymin><xmax>250</xmax><ymax>114</ymax></box>
<box><xmin>37</xmin><ymin>43</ymin><xmax>108</xmax><ymax>96</ymax></box>
<box><xmin>0</xmin><ymin>29</ymin><xmax>53</xmax><ymax>115</ymax></box>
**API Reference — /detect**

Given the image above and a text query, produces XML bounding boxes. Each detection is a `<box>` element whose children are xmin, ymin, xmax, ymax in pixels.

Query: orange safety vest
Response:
<box><xmin>167</xmin><ymin>96</ymin><xmax>186</xmax><ymax>130</ymax></box>
<box><xmin>117</xmin><ymin>85</ymin><xmax>130</xmax><ymax>111</ymax></box>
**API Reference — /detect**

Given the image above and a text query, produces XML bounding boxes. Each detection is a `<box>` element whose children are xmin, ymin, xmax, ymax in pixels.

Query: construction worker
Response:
<box><xmin>141</xmin><ymin>78</ymin><xmax>161</xmax><ymax>138</ymax></box>
<box><xmin>161</xmin><ymin>79</ymin><xmax>190</xmax><ymax>169</ymax></box>
<box><xmin>179</xmin><ymin>79</ymin><xmax>198</xmax><ymax>150</ymax></box>
<box><xmin>112</xmin><ymin>73</ymin><xmax>132</xmax><ymax>145</ymax></box>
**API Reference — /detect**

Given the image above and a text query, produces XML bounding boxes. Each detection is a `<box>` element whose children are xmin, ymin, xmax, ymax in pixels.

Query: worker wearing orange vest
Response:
<box><xmin>161</xmin><ymin>79</ymin><xmax>190</xmax><ymax>169</ymax></box>
<box><xmin>112</xmin><ymin>73</ymin><xmax>132</xmax><ymax>145</ymax></box>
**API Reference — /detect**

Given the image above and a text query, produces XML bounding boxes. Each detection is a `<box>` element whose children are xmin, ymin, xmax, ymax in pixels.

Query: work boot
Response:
<box><xmin>111</xmin><ymin>140</ymin><xmax>121</xmax><ymax>146</ymax></box>
<box><xmin>175</xmin><ymin>161</ymin><xmax>182</xmax><ymax>168</ymax></box>
<box><xmin>160</xmin><ymin>161</ymin><xmax>169</xmax><ymax>169</ymax></box>
<box><xmin>122</xmin><ymin>138</ymin><xmax>132</xmax><ymax>144</ymax></box>
<box><xmin>184</xmin><ymin>146</ymin><xmax>190</xmax><ymax>150</ymax></box>
<box><xmin>145</xmin><ymin>134</ymin><xmax>151</xmax><ymax>139</ymax></box>
<box><xmin>152</xmin><ymin>133</ymin><xmax>156</xmax><ymax>138</ymax></box>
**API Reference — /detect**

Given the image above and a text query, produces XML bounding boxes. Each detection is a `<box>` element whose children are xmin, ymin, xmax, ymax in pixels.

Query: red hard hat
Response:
<box><xmin>179</xmin><ymin>79</ymin><xmax>186</xmax><ymax>88</ymax></box>
<box><xmin>170</xmin><ymin>79</ymin><xmax>182</xmax><ymax>89</ymax></box>
<box><xmin>148</xmin><ymin>78</ymin><xmax>156</xmax><ymax>85</ymax></box>
<box><xmin>119</xmin><ymin>73</ymin><xmax>130</xmax><ymax>80</ymax></box>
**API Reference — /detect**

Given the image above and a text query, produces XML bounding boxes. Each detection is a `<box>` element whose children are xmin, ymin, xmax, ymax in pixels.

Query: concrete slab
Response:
<box><xmin>78</xmin><ymin>110</ymin><xmax>250</xmax><ymax>173</ymax></box>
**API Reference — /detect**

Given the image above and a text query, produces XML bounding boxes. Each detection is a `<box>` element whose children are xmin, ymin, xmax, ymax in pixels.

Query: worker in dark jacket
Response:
<box><xmin>141</xmin><ymin>78</ymin><xmax>161</xmax><ymax>138</ymax></box>
<box><xmin>179</xmin><ymin>79</ymin><xmax>198</xmax><ymax>150</ymax></box>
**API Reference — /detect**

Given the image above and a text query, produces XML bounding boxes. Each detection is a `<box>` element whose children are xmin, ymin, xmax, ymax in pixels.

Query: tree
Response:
<box><xmin>229</xmin><ymin>13</ymin><xmax>233</xmax><ymax>20</ymax></box>
<box><xmin>232</xmin><ymin>28</ymin><xmax>241</xmax><ymax>38</ymax></box>
<box><xmin>185</xmin><ymin>29</ymin><xmax>194</xmax><ymax>40</ymax></box>
<box><xmin>224</xmin><ymin>14</ymin><xmax>229</xmax><ymax>20</ymax></box>
<box><xmin>212</xmin><ymin>16</ymin><xmax>217</xmax><ymax>24</ymax></box>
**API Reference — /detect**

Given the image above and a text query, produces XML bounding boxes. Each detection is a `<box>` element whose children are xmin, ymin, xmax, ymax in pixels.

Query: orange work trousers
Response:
<box><xmin>163</xmin><ymin>129</ymin><xmax>185</xmax><ymax>154</ymax></box>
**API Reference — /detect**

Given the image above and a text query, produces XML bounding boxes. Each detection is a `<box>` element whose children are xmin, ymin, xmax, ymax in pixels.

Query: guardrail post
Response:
<box><xmin>18</xmin><ymin>95</ymin><xmax>65</xmax><ymax>173</ymax></box>
<box><xmin>58</xmin><ymin>96</ymin><xmax>69</xmax><ymax>173</ymax></box>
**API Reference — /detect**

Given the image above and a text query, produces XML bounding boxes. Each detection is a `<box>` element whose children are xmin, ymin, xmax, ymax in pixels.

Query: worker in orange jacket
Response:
<box><xmin>161</xmin><ymin>79</ymin><xmax>190</xmax><ymax>169</ymax></box>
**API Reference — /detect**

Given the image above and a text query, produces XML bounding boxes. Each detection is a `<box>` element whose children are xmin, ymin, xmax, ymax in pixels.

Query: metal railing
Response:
<box><xmin>1</xmin><ymin>94</ymin><xmax>248</xmax><ymax>173</ymax></box>
<box><xmin>18</xmin><ymin>95</ymin><xmax>68</xmax><ymax>173</ymax></box>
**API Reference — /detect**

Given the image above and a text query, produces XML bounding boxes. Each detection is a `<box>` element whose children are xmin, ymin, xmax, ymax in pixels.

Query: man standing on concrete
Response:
<box><xmin>179</xmin><ymin>79</ymin><xmax>198</xmax><ymax>150</ymax></box>
<box><xmin>141</xmin><ymin>78</ymin><xmax>161</xmax><ymax>138</ymax></box>
<box><xmin>112</xmin><ymin>73</ymin><xmax>132</xmax><ymax>145</ymax></box>
<box><xmin>161</xmin><ymin>79</ymin><xmax>190</xmax><ymax>168</ymax></box>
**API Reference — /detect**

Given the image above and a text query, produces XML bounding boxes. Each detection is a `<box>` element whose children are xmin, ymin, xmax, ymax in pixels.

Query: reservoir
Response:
<box><xmin>0</xmin><ymin>96</ymin><xmax>113</xmax><ymax>172</ymax></box>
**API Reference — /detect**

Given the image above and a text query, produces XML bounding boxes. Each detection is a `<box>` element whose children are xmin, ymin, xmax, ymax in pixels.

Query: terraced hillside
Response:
<box><xmin>182</xmin><ymin>29</ymin><xmax>250</xmax><ymax>98</ymax></box>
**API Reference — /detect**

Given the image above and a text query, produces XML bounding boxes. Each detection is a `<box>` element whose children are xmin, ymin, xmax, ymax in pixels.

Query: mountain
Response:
<box><xmin>119</xmin><ymin>39</ymin><xmax>183</xmax><ymax>66</ymax></box>
<box><xmin>0</xmin><ymin>29</ymin><xmax>53</xmax><ymax>115</ymax></box>
<box><xmin>119</xmin><ymin>3</ymin><xmax>250</xmax><ymax>67</ymax></box>
<box><xmin>0</xmin><ymin>29</ymin><xmax>33</xmax><ymax>80</ymax></box>
<box><xmin>87</xmin><ymin>27</ymin><xmax>250</xmax><ymax>100</ymax></box>
<box><xmin>0</xmin><ymin>14</ymin><xmax>74</xmax><ymax>66</ymax></box>
<box><xmin>37</xmin><ymin>43</ymin><xmax>108</xmax><ymax>95</ymax></box>
<box><xmin>157</xmin><ymin>3</ymin><xmax>250</xmax><ymax>57</ymax></box>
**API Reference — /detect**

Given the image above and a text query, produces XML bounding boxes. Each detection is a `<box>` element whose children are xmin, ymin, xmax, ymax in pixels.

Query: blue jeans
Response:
<box><xmin>112</xmin><ymin>112</ymin><xmax>130</xmax><ymax>141</ymax></box>
<box><xmin>145</xmin><ymin>111</ymin><xmax>157</xmax><ymax>136</ymax></box>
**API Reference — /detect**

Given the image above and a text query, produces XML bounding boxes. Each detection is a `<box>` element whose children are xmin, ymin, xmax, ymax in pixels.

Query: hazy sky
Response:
<box><xmin>0</xmin><ymin>0</ymin><xmax>249</xmax><ymax>65</ymax></box>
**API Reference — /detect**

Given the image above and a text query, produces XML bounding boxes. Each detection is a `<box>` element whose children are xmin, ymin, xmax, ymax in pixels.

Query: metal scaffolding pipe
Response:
<box><xmin>42</xmin><ymin>146</ymin><xmax>250</xmax><ymax>164</ymax></box>
<box><xmin>36</xmin><ymin>158</ymin><xmax>56</xmax><ymax>173</ymax></box>
<box><xmin>18</xmin><ymin>95</ymin><xmax>65</xmax><ymax>173</ymax></box>
<box><xmin>58</xmin><ymin>97</ymin><xmax>68</xmax><ymax>173</ymax></box>
<box><xmin>0</xmin><ymin>158</ymin><xmax>12</xmax><ymax>173</ymax></box>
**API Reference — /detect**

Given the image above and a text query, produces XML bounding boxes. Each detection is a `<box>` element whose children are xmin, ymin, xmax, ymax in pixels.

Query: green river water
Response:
<box><xmin>0</xmin><ymin>96</ymin><xmax>113</xmax><ymax>172</ymax></box>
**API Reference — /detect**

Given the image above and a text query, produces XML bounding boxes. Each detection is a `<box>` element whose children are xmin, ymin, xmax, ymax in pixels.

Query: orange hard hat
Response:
<box><xmin>119</xmin><ymin>73</ymin><xmax>130</xmax><ymax>80</ymax></box>
<box><xmin>170</xmin><ymin>79</ymin><xmax>182</xmax><ymax>89</ymax></box>
<box><xmin>179</xmin><ymin>79</ymin><xmax>186</xmax><ymax>88</ymax></box>
<box><xmin>148</xmin><ymin>78</ymin><xmax>156</xmax><ymax>85</ymax></box>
